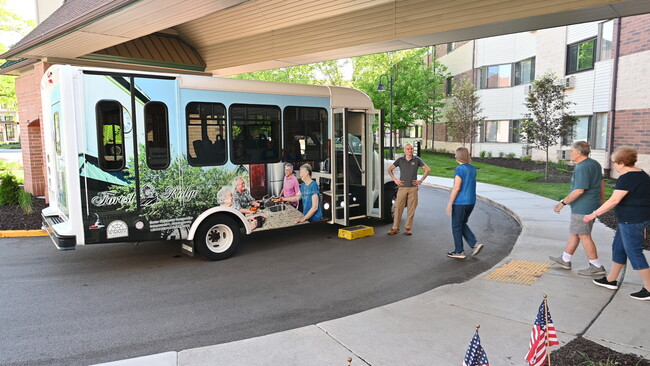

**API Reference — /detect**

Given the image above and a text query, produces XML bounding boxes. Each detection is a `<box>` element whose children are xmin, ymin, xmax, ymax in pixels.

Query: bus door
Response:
<box><xmin>365</xmin><ymin>109</ymin><xmax>384</xmax><ymax>220</ymax></box>
<box><xmin>332</xmin><ymin>108</ymin><xmax>370</xmax><ymax>225</ymax></box>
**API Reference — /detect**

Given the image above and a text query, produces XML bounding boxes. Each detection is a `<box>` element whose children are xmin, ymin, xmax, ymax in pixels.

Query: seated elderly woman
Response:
<box><xmin>279</xmin><ymin>163</ymin><xmax>323</xmax><ymax>223</ymax></box>
<box><xmin>217</xmin><ymin>186</ymin><xmax>265</xmax><ymax>229</ymax></box>
<box><xmin>584</xmin><ymin>146</ymin><xmax>650</xmax><ymax>301</ymax></box>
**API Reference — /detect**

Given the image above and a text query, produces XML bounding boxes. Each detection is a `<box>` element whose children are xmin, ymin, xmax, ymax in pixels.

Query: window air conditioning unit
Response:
<box><xmin>557</xmin><ymin>149</ymin><xmax>571</xmax><ymax>160</ymax></box>
<box><xmin>524</xmin><ymin>85</ymin><xmax>532</xmax><ymax>94</ymax></box>
<box><xmin>565</xmin><ymin>76</ymin><xmax>576</xmax><ymax>89</ymax></box>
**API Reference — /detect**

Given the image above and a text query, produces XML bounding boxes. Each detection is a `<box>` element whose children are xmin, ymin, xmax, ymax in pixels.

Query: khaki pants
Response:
<box><xmin>392</xmin><ymin>186</ymin><xmax>419</xmax><ymax>230</ymax></box>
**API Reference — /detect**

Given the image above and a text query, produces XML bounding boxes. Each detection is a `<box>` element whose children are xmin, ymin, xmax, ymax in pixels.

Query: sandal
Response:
<box><xmin>387</xmin><ymin>228</ymin><xmax>399</xmax><ymax>235</ymax></box>
<box><xmin>404</xmin><ymin>229</ymin><xmax>412</xmax><ymax>236</ymax></box>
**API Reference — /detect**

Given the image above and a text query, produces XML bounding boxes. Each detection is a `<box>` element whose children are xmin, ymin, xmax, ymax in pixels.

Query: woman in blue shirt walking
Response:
<box><xmin>446</xmin><ymin>147</ymin><xmax>484</xmax><ymax>259</ymax></box>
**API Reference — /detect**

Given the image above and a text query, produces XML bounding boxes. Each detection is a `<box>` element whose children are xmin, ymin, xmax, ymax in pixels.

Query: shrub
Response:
<box><xmin>506</xmin><ymin>153</ymin><xmax>516</xmax><ymax>159</ymax></box>
<box><xmin>479</xmin><ymin>150</ymin><xmax>488</xmax><ymax>158</ymax></box>
<box><xmin>487</xmin><ymin>151</ymin><xmax>493</xmax><ymax>158</ymax></box>
<box><xmin>521</xmin><ymin>155</ymin><xmax>532</xmax><ymax>162</ymax></box>
<box><xmin>0</xmin><ymin>173</ymin><xmax>21</xmax><ymax>205</ymax></box>
<box><xmin>498</xmin><ymin>152</ymin><xmax>505</xmax><ymax>158</ymax></box>
<box><xmin>18</xmin><ymin>189</ymin><xmax>33</xmax><ymax>215</ymax></box>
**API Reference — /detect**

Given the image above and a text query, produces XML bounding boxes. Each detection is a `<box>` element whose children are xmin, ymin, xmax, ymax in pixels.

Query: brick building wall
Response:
<box><xmin>612</xmin><ymin>109</ymin><xmax>650</xmax><ymax>154</ymax></box>
<box><xmin>15</xmin><ymin>62</ymin><xmax>51</xmax><ymax>197</ymax></box>
<box><xmin>618</xmin><ymin>14</ymin><xmax>650</xmax><ymax>57</ymax></box>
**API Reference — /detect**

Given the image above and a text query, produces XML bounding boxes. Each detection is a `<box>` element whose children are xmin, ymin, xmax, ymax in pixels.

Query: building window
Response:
<box><xmin>567</xmin><ymin>38</ymin><xmax>596</xmax><ymax>74</ymax></box>
<box><xmin>186</xmin><ymin>102</ymin><xmax>227</xmax><ymax>166</ymax></box>
<box><xmin>230</xmin><ymin>104</ymin><xmax>281</xmax><ymax>165</ymax></box>
<box><xmin>144</xmin><ymin>102</ymin><xmax>170</xmax><ymax>170</ymax></box>
<box><xmin>447</xmin><ymin>42</ymin><xmax>456</xmax><ymax>52</ymax></box>
<box><xmin>479</xmin><ymin>63</ymin><xmax>512</xmax><ymax>89</ymax></box>
<box><xmin>484</xmin><ymin>120</ymin><xmax>510</xmax><ymax>142</ymax></box>
<box><xmin>599</xmin><ymin>20</ymin><xmax>614</xmax><ymax>61</ymax></box>
<box><xmin>283</xmin><ymin>106</ymin><xmax>327</xmax><ymax>162</ymax></box>
<box><xmin>593</xmin><ymin>113</ymin><xmax>608</xmax><ymax>150</ymax></box>
<box><xmin>6</xmin><ymin>123</ymin><xmax>15</xmax><ymax>140</ymax></box>
<box><xmin>96</xmin><ymin>100</ymin><xmax>125</xmax><ymax>171</ymax></box>
<box><xmin>445</xmin><ymin>77</ymin><xmax>453</xmax><ymax>96</ymax></box>
<box><xmin>5</xmin><ymin>115</ymin><xmax>13</xmax><ymax>121</ymax></box>
<box><xmin>514</xmin><ymin>57</ymin><xmax>535</xmax><ymax>85</ymax></box>
<box><xmin>511</xmin><ymin>120</ymin><xmax>523</xmax><ymax>143</ymax></box>
<box><xmin>572</xmin><ymin>116</ymin><xmax>591</xmax><ymax>143</ymax></box>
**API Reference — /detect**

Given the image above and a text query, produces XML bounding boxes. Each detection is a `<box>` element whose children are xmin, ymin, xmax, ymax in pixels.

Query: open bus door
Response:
<box><xmin>332</xmin><ymin>108</ymin><xmax>349</xmax><ymax>226</ymax></box>
<box><xmin>365</xmin><ymin>109</ymin><xmax>384</xmax><ymax>220</ymax></box>
<box><xmin>332</xmin><ymin>108</ymin><xmax>384</xmax><ymax>225</ymax></box>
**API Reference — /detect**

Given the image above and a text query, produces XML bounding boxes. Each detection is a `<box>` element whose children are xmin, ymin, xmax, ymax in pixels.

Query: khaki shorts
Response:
<box><xmin>570</xmin><ymin>213</ymin><xmax>594</xmax><ymax>235</ymax></box>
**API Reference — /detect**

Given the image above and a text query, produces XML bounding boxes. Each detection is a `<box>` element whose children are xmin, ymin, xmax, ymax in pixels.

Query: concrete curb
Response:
<box><xmin>0</xmin><ymin>229</ymin><xmax>48</xmax><ymax>237</ymax></box>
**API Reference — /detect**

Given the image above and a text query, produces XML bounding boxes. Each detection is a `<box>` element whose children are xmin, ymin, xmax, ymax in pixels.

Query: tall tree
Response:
<box><xmin>351</xmin><ymin>48</ymin><xmax>449</xmax><ymax>151</ymax></box>
<box><xmin>0</xmin><ymin>0</ymin><xmax>35</xmax><ymax>110</ymax></box>
<box><xmin>230</xmin><ymin>60</ymin><xmax>350</xmax><ymax>87</ymax></box>
<box><xmin>444</xmin><ymin>77</ymin><xmax>485</xmax><ymax>154</ymax></box>
<box><xmin>520</xmin><ymin>72</ymin><xmax>578</xmax><ymax>178</ymax></box>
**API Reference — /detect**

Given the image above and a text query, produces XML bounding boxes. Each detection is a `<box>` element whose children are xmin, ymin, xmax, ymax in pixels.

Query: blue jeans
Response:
<box><xmin>612</xmin><ymin>219</ymin><xmax>650</xmax><ymax>270</ymax></box>
<box><xmin>452</xmin><ymin>204</ymin><xmax>477</xmax><ymax>253</ymax></box>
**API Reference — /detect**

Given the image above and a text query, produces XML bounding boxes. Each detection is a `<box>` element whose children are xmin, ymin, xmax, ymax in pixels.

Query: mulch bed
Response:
<box><xmin>0</xmin><ymin>197</ymin><xmax>47</xmax><ymax>230</ymax></box>
<box><xmin>551</xmin><ymin>336</ymin><xmax>649</xmax><ymax>365</ymax></box>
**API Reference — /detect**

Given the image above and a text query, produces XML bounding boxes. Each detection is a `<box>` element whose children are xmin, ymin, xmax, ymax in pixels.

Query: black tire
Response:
<box><xmin>195</xmin><ymin>214</ymin><xmax>241</xmax><ymax>261</ymax></box>
<box><xmin>383</xmin><ymin>183</ymin><xmax>397</xmax><ymax>223</ymax></box>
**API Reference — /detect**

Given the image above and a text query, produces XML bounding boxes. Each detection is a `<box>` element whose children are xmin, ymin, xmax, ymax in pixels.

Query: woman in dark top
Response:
<box><xmin>584</xmin><ymin>146</ymin><xmax>650</xmax><ymax>301</ymax></box>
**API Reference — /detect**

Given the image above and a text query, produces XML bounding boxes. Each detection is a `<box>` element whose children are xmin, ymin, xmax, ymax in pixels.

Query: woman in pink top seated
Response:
<box><xmin>280</xmin><ymin>163</ymin><xmax>300</xmax><ymax>207</ymax></box>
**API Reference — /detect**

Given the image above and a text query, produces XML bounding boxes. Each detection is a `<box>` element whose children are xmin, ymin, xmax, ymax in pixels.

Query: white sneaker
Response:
<box><xmin>471</xmin><ymin>243</ymin><xmax>484</xmax><ymax>256</ymax></box>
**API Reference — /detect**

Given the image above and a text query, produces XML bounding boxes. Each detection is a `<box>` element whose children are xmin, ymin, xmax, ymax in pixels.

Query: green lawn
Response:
<box><xmin>417</xmin><ymin>153</ymin><xmax>612</xmax><ymax>201</ymax></box>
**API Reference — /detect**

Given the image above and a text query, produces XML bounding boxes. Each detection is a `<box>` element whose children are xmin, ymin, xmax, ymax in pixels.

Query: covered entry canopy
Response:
<box><xmin>3</xmin><ymin>0</ymin><xmax>650</xmax><ymax>75</ymax></box>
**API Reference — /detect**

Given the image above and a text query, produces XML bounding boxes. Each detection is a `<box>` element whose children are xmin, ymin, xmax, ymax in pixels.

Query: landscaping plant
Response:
<box><xmin>520</xmin><ymin>72</ymin><xmax>578</xmax><ymax>178</ymax></box>
<box><xmin>0</xmin><ymin>172</ymin><xmax>21</xmax><ymax>205</ymax></box>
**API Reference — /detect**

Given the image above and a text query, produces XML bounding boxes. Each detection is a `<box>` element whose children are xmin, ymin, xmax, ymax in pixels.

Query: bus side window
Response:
<box><xmin>96</xmin><ymin>100</ymin><xmax>125</xmax><ymax>171</ymax></box>
<box><xmin>229</xmin><ymin>104</ymin><xmax>281</xmax><ymax>165</ymax></box>
<box><xmin>186</xmin><ymin>102</ymin><xmax>227</xmax><ymax>166</ymax></box>
<box><xmin>144</xmin><ymin>101</ymin><xmax>170</xmax><ymax>169</ymax></box>
<box><xmin>283</xmin><ymin>106</ymin><xmax>328</xmax><ymax>166</ymax></box>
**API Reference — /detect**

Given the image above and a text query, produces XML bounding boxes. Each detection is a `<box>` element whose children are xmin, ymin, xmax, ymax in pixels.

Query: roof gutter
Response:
<box><xmin>0</xmin><ymin>0</ymin><xmax>140</xmax><ymax>60</ymax></box>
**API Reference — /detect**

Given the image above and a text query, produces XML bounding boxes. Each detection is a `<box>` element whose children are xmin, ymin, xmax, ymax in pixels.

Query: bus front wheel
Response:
<box><xmin>195</xmin><ymin>214</ymin><xmax>241</xmax><ymax>261</ymax></box>
<box><xmin>383</xmin><ymin>184</ymin><xmax>397</xmax><ymax>223</ymax></box>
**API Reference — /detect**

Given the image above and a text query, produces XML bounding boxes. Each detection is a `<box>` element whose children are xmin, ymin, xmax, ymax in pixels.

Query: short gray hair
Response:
<box><xmin>217</xmin><ymin>186</ymin><xmax>232</xmax><ymax>204</ymax></box>
<box><xmin>572</xmin><ymin>141</ymin><xmax>591</xmax><ymax>156</ymax></box>
<box><xmin>299</xmin><ymin>163</ymin><xmax>312</xmax><ymax>177</ymax></box>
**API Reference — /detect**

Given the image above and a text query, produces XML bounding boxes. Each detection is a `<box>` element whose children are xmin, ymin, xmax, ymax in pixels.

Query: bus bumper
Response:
<box><xmin>41</xmin><ymin>213</ymin><xmax>77</xmax><ymax>250</ymax></box>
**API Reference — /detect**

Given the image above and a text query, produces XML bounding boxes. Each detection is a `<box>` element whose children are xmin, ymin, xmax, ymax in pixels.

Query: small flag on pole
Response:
<box><xmin>525</xmin><ymin>297</ymin><xmax>559</xmax><ymax>366</ymax></box>
<box><xmin>463</xmin><ymin>326</ymin><xmax>489</xmax><ymax>366</ymax></box>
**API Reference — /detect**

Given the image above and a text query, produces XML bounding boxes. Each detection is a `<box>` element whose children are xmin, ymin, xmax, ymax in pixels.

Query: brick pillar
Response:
<box><xmin>16</xmin><ymin>62</ymin><xmax>52</xmax><ymax>198</ymax></box>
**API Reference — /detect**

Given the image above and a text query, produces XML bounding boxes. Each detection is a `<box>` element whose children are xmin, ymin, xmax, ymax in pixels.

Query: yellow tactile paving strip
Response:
<box><xmin>0</xmin><ymin>230</ymin><xmax>48</xmax><ymax>237</ymax></box>
<box><xmin>483</xmin><ymin>259</ymin><xmax>552</xmax><ymax>286</ymax></box>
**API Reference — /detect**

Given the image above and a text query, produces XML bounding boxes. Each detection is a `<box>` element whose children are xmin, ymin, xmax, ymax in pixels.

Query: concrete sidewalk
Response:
<box><xmin>96</xmin><ymin>177</ymin><xmax>649</xmax><ymax>366</ymax></box>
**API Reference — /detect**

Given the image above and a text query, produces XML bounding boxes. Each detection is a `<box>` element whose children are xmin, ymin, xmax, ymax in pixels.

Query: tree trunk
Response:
<box><xmin>545</xmin><ymin>149</ymin><xmax>549</xmax><ymax>179</ymax></box>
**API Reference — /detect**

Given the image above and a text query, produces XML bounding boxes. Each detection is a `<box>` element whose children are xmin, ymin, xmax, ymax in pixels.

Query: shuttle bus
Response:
<box><xmin>40</xmin><ymin>65</ymin><xmax>395</xmax><ymax>260</ymax></box>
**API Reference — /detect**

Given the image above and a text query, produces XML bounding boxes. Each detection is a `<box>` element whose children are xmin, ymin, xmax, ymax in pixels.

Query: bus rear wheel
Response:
<box><xmin>195</xmin><ymin>214</ymin><xmax>241</xmax><ymax>261</ymax></box>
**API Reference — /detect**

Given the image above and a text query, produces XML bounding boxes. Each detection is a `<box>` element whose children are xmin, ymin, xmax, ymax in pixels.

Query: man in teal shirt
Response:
<box><xmin>550</xmin><ymin>141</ymin><xmax>605</xmax><ymax>276</ymax></box>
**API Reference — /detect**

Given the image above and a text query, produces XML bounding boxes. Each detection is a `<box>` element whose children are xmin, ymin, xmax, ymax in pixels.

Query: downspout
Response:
<box><xmin>604</xmin><ymin>17</ymin><xmax>622</xmax><ymax>179</ymax></box>
<box><xmin>470</xmin><ymin>40</ymin><xmax>477</xmax><ymax>156</ymax></box>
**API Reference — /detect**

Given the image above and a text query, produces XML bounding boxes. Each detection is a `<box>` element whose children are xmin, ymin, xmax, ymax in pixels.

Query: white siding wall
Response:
<box><xmin>566</xmin><ymin>70</ymin><xmax>595</xmax><ymax>115</ymax></box>
<box><xmin>535</xmin><ymin>27</ymin><xmax>566</xmax><ymax>76</ymax></box>
<box><xmin>514</xmin><ymin>32</ymin><xmax>537</xmax><ymax>61</ymax></box>
<box><xmin>475</xmin><ymin>34</ymin><xmax>516</xmax><ymax>66</ymax></box>
<box><xmin>511</xmin><ymin>85</ymin><xmax>529</xmax><ymax>119</ymax></box>
<box><xmin>440</xmin><ymin>41</ymin><xmax>474</xmax><ymax>75</ymax></box>
<box><xmin>592</xmin><ymin>59</ymin><xmax>612</xmax><ymax>113</ymax></box>
<box><xmin>566</xmin><ymin>21</ymin><xmax>599</xmax><ymax>44</ymax></box>
<box><xmin>478</xmin><ymin>88</ymin><xmax>515</xmax><ymax>120</ymax></box>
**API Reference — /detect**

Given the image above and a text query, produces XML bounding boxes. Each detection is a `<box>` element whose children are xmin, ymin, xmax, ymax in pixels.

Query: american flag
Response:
<box><xmin>463</xmin><ymin>330</ymin><xmax>489</xmax><ymax>366</ymax></box>
<box><xmin>525</xmin><ymin>300</ymin><xmax>559</xmax><ymax>366</ymax></box>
